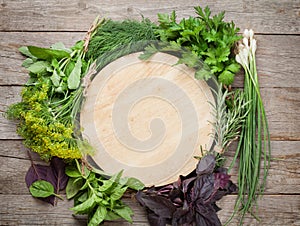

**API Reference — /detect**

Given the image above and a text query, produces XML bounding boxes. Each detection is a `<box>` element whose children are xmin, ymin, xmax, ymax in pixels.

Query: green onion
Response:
<box><xmin>228</xmin><ymin>29</ymin><xmax>271</xmax><ymax>225</ymax></box>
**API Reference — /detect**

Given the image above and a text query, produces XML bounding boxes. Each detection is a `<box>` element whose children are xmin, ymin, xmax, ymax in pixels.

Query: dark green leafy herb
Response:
<box><xmin>139</xmin><ymin>41</ymin><xmax>212</xmax><ymax>80</ymax></box>
<box><xmin>66</xmin><ymin>160</ymin><xmax>144</xmax><ymax>225</ymax></box>
<box><xmin>155</xmin><ymin>6</ymin><xmax>242</xmax><ymax>85</ymax></box>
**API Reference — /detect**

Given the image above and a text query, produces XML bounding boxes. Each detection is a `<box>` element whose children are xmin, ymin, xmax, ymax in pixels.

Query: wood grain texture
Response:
<box><xmin>0</xmin><ymin>194</ymin><xmax>299</xmax><ymax>226</ymax></box>
<box><xmin>0</xmin><ymin>0</ymin><xmax>299</xmax><ymax>34</ymax></box>
<box><xmin>1</xmin><ymin>32</ymin><xmax>299</xmax><ymax>87</ymax></box>
<box><xmin>0</xmin><ymin>141</ymin><xmax>299</xmax><ymax>195</ymax></box>
<box><xmin>1</xmin><ymin>86</ymin><xmax>299</xmax><ymax>140</ymax></box>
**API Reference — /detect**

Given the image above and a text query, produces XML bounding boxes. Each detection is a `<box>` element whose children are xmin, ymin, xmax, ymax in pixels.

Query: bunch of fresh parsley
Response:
<box><xmin>155</xmin><ymin>6</ymin><xmax>242</xmax><ymax>85</ymax></box>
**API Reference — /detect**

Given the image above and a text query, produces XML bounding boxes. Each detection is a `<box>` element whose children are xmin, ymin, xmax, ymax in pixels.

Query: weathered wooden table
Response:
<box><xmin>0</xmin><ymin>1</ymin><xmax>299</xmax><ymax>225</ymax></box>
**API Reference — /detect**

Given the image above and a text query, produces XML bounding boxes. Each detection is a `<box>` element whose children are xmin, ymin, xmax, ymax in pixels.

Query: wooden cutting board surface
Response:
<box><xmin>80</xmin><ymin>52</ymin><xmax>215</xmax><ymax>186</ymax></box>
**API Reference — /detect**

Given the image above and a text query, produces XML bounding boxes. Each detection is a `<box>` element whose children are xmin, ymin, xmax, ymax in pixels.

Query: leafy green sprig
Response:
<box><xmin>155</xmin><ymin>6</ymin><xmax>242</xmax><ymax>85</ymax></box>
<box><xmin>66</xmin><ymin>160</ymin><xmax>145</xmax><ymax>226</ymax></box>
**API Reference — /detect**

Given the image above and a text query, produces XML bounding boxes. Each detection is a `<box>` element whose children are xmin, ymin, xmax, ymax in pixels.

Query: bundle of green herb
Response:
<box><xmin>155</xmin><ymin>6</ymin><xmax>242</xmax><ymax>85</ymax></box>
<box><xmin>66</xmin><ymin>160</ymin><xmax>144</xmax><ymax>226</ymax></box>
<box><xmin>230</xmin><ymin>29</ymin><xmax>271</xmax><ymax>224</ymax></box>
<box><xmin>208</xmin><ymin>79</ymin><xmax>249</xmax><ymax>167</ymax></box>
<box><xmin>86</xmin><ymin>18</ymin><xmax>158</xmax><ymax>61</ymax></box>
<box><xmin>6</xmin><ymin>41</ymin><xmax>91</xmax><ymax>160</ymax></box>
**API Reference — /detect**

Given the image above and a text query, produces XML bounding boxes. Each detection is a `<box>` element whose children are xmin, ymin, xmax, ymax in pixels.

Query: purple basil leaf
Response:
<box><xmin>25</xmin><ymin>157</ymin><xmax>68</xmax><ymax>206</ymax></box>
<box><xmin>136</xmin><ymin>190</ymin><xmax>146</xmax><ymax>206</ymax></box>
<box><xmin>172</xmin><ymin>207</ymin><xmax>194</xmax><ymax>226</ymax></box>
<box><xmin>193</xmin><ymin>175</ymin><xmax>214</xmax><ymax>201</ymax></box>
<box><xmin>157</xmin><ymin>184</ymin><xmax>174</xmax><ymax>196</ymax></box>
<box><xmin>196</xmin><ymin>154</ymin><xmax>215</xmax><ymax>175</ymax></box>
<box><xmin>136</xmin><ymin>192</ymin><xmax>176</xmax><ymax>218</ymax></box>
<box><xmin>147</xmin><ymin>212</ymin><xmax>168</xmax><ymax>226</ymax></box>
<box><xmin>181</xmin><ymin>176</ymin><xmax>196</xmax><ymax>194</ymax></box>
<box><xmin>169</xmin><ymin>189</ymin><xmax>183</xmax><ymax>206</ymax></box>
<box><xmin>143</xmin><ymin>196</ymin><xmax>176</xmax><ymax>218</ymax></box>
<box><xmin>25</xmin><ymin>164</ymin><xmax>50</xmax><ymax>187</ymax></box>
<box><xmin>25</xmin><ymin>164</ymin><xmax>55</xmax><ymax>205</ymax></box>
<box><xmin>50</xmin><ymin>157</ymin><xmax>68</xmax><ymax>191</ymax></box>
<box><xmin>214</xmin><ymin>172</ymin><xmax>230</xmax><ymax>189</ymax></box>
<box><xmin>210</xmin><ymin>180</ymin><xmax>238</xmax><ymax>203</ymax></box>
<box><xmin>195</xmin><ymin>201</ymin><xmax>222</xmax><ymax>226</ymax></box>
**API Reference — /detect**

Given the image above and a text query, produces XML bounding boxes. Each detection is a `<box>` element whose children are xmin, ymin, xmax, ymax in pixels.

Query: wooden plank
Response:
<box><xmin>0</xmin><ymin>194</ymin><xmax>299</xmax><ymax>225</ymax></box>
<box><xmin>0</xmin><ymin>32</ymin><xmax>299</xmax><ymax>87</ymax></box>
<box><xmin>1</xmin><ymin>86</ymin><xmax>299</xmax><ymax>140</ymax></box>
<box><xmin>0</xmin><ymin>0</ymin><xmax>299</xmax><ymax>34</ymax></box>
<box><xmin>0</xmin><ymin>141</ymin><xmax>299</xmax><ymax>195</ymax></box>
<box><xmin>1</xmin><ymin>140</ymin><xmax>299</xmax><ymax>161</ymax></box>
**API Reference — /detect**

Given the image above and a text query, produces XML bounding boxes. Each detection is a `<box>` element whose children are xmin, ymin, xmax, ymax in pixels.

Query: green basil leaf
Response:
<box><xmin>91</xmin><ymin>167</ymin><xmax>111</xmax><ymax>177</ymax></box>
<box><xmin>64</xmin><ymin>60</ymin><xmax>75</xmax><ymax>76</ymax></box>
<box><xmin>98</xmin><ymin>179</ymin><xmax>114</xmax><ymax>192</ymax></box>
<box><xmin>119</xmin><ymin>177</ymin><xmax>128</xmax><ymax>186</ymax></box>
<box><xmin>76</xmin><ymin>191</ymin><xmax>88</xmax><ymax>203</ymax></box>
<box><xmin>19</xmin><ymin>46</ymin><xmax>36</xmax><ymax>59</ymax></box>
<box><xmin>88</xmin><ymin>205</ymin><xmax>107</xmax><ymax>226</ymax></box>
<box><xmin>27</xmin><ymin>61</ymin><xmax>51</xmax><ymax>74</ymax></box>
<box><xmin>29</xmin><ymin>180</ymin><xmax>54</xmax><ymax>198</ymax></box>
<box><xmin>72</xmin><ymin>40</ymin><xmax>84</xmax><ymax>51</ymax></box>
<box><xmin>125</xmin><ymin>177</ymin><xmax>145</xmax><ymax>190</ymax></box>
<box><xmin>50</xmin><ymin>70</ymin><xmax>61</xmax><ymax>87</ymax></box>
<box><xmin>111</xmin><ymin>186</ymin><xmax>127</xmax><ymax>201</ymax></box>
<box><xmin>98</xmin><ymin>170</ymin><xmax>123</xmax><ymax>192</ymax></box>
<box><xmin>104</xmin><ymin>210</ymin><xmax>121</xmax><ymax>221</ymax></box>
<box><xmin>51</xmin><ymin>58</ymin><xmax>60</xmax><ymax>69</ymax></box>
<box><xmin>66</xmin><ymin>177</ymin><xmax>84</xmax><ymax>199</ymax></box>
<box><xmin>67</xmin><ymin>58</ymin><xmax>82</xmax><ymax>90</ymax></box>
<box><xmin>51</xmin><ymin>42</ymin><xmax>71</xmax><ymax>53</ymax></box>
<box><xmin>65</xmin><ymin>165</ymin><xmax>81</xmax><ymax>178</ymax></box>
<box><xmin>113</xmin><ymin>206</ymin><xmax>133</xmax><ymax>223</ymax></box>
<box><xmin>21</xmin><ymin>58</ymin><xmax>34</xmax><ymax>68</ymax></box>
<box><xmin>110</xmin><ymin>170</ymin><xmax>123</xmax><ymax>184</ymax></box>
<box><xmin>28</xmin><ymin>46</ymin><xmax>70</xmax><ymax>60</ymax></box>
<box><xmin>70</xmin><ymin>194</ymin><xmax>96</xmax><ymax>214</ymax></box>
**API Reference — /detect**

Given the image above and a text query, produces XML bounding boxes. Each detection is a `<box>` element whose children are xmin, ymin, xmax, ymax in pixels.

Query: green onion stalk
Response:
<box><xmin>229</xmin><ymin>29</ymin><xmax>271</xmax><ymax>224</ymax></box>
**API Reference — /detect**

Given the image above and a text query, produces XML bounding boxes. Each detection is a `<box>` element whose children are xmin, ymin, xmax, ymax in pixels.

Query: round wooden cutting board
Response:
<box><xmin>80</xmin><ymin>52</ymin><xmax>215</xmax><ymax>186</ymax></box>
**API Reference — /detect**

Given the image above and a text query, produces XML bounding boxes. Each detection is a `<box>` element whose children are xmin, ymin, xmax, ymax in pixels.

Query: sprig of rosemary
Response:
<box><xmin>209</xmin><ymin>79</ymin><xmax>249</xmax><ymax>155</ymax></box>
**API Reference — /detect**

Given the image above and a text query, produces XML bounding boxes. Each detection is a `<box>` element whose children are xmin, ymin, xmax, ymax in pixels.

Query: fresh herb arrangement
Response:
<box><xmin>6</xmin><ymin>6</ymin><xmax>270</xmax><ymax>226</ymax></box>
